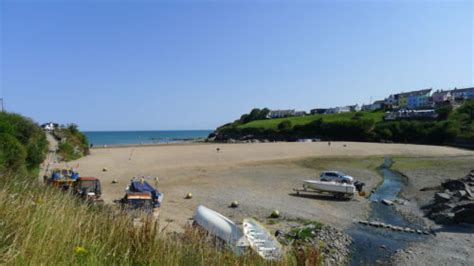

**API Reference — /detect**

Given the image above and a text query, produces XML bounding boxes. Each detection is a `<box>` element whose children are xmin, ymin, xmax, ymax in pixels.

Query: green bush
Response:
<box><xmin>0</xmin><ymin>112</ymin><xmax>47</xmax><ymax>174</ymax></box>
<box><xmin>55</xmin><ymin>124</ymin><xmax>90</xmax><ymax>161</ymax></box>
<box><xmin>0</xmin><ymin>133</ymin><xmax>27</xmax><ymax>176</ymax></box>
<box><xmin>278</xmin><ymin>120</ymin><xmax>292</xmax><ymax>132</ymax></box>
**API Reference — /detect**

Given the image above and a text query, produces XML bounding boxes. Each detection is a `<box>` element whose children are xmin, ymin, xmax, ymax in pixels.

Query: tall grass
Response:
<box><xmin>0</xmin><ymin>176</ymin><xmax>319</xmax><ymax>265</ymax></box>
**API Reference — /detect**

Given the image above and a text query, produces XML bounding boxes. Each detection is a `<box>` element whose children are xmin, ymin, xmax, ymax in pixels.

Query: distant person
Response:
<box><xmin>328</xmin><ymin>141</ymin><xmax>331</xmax><ymax>147</ymax></box>
<box><xmin>90</xmin><ymin>143</ymin><xmax>94</xmax><ymax>149</ymax></box>
<box><xmin>216</xmin><ymin>147</ymin><xmax>220</xmax><ymax>153</ymax></box>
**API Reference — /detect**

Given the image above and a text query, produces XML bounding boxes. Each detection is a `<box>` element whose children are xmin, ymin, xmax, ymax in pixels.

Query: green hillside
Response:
<box><xmin>214</xmin><ymin>101</ymin><xmax>474</xmax><ymax>147</ymax></box>
<box><xmin>238</xmin><ymin>111</ymin><xmax>384</xmax><ymax>130</ymax></box>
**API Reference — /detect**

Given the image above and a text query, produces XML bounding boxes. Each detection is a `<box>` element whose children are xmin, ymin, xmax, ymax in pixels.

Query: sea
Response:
<box><xmin>84</xmin><ymin>130</ymin><xmax>213</xmax><ymax>146</ymax></box>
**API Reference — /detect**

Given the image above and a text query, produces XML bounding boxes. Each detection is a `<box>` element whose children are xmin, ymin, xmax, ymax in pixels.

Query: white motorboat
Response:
<box><xmin>242</xmin><ymin>218</ymin><xmax>283</xmax><ymax>261</ymax></box>
<box><xmin>303</xmin><ymin>180</ymin><xmax>356</xmax><ymax>194</ymax></box>
<box><xmin>192</xmin><ymin>205</ymin><xmax>249</xmax><ymax>254</ymax></box>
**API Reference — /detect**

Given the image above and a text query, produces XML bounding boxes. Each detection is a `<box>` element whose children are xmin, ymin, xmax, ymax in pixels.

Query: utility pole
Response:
<box><xmin>0</xmin><ymin>98</ymin><xmax>3</xmax><ymax>112</ymax></box>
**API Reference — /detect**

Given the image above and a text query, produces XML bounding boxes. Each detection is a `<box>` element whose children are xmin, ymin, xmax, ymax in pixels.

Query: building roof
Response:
<box><xmin>269</xmin><ymin>109</ymin><xmax>294</xmax><ymax>112</ymax></box>
<box><xmin>451</xmin><ymin>87</ymin><xmax>474</xmax><ymax>93</ymax></box>
<box><xmin>396</xmin><ymin>88</ymin><xmax>432</xmax><ymax>97</ymax></box>
<box><xmin>432</xmin><ymin>90</ymin><xmax>451</xmax><ymax>96</ymax></box>
<box><xmin>373</xmin><ymin>100</ymin><xmax>384</xmax><ymax>104</ymax></box>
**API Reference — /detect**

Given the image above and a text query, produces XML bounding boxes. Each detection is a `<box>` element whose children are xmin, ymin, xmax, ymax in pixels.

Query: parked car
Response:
<box><xmin>320</xmin><ymin>171</ymin><xmax>354</xmax><ymax>183</ymax></box>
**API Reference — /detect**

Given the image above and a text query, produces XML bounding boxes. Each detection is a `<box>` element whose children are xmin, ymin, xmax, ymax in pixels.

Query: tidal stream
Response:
<box><xmin>348</xmin><ymin>158</ymin><xmax>426</xmax><ymax>265</ymax></box>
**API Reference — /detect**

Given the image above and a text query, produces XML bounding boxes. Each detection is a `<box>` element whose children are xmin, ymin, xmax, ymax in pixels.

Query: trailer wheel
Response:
<box><xmin>334</xmin><ymin>193</ymin><xmax>344</xmax><ymax>200</ymax></box>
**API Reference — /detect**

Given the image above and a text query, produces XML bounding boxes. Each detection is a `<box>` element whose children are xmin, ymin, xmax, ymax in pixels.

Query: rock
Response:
<box><xmin>394</xmin><ymin>226</ymin><xmax>404</xmax><ymax>231</ymax></box>
<box><xmin>111</xmin><ymin>179</ymin><xmax>118</xmax><ymax>184</ymax></box>
<box><xmin>435</xmin><ymin>192</ymin><xmax>452</xmax><ymax>202</ymax></box>
<box><xmin>457</xmin><ymin>190</ymin><xmax>467</xmax><ymax>198</ymax></box>
<box><xmin>369</xmin><ymin>221</ymin><xmax>379</xmax><ymax>227</ymax></box>
<box><xmin>453</xmin><ymin>209</ymin><xmax>474</xmax><ymax>223</ymax></box>
<box><xmin>102</xmin><ymin>167</ymin><xmax>108</xmax><ymax>172</ymax></box>
<box><xmin>358</xmin><ymin>220</ymin><xmax>368</xmax><ymax>225</ymax></box>
<box><xmin>443</xmin><ymin>203</ymin><xmax>456</xmax><ymax>209</ymax></box>
<box><xmin>442</xmin><ymin>179</ymin><xmax>467</xmax><ymax>191</ymax></box>
<box><xmin>465</xmin><ymin>187</ymin><xmax>474</xmax><ymax>198</ymax></box>
<box><xmin>382</xmin><ymin>199</ymin><xmax>394</xmax><ymax>205</ymax></box>
<box><xmin>380</xmin><ymin>245</ymin><xmax>386</xmax><ymax>249</ymax></box>
<box><xmin>274</xmin><ymin>229</ymin><xmax>284</xmax><ymax>237</ymax></box>
<box><xmin>185</xmin><ymin>192</ymin><xmax>193</xmax><ymax>199</ymax></box>
<box><xmin>230</xmin><ymin>201</ymin><xmax>239</xmax><ymax>208</ymax></box>
<box><xmin>432</xmin><ymin>212</ymin><xmax>455</xmax><ymax>224</ymax></box>
<box><xmin>270</xmin><ymin>210</ymin><xmax>280</xmax><ymax>218</ymax></box>
<box><xmin>420</xmin><ymin>186</ymin><xmax>442</xmax><ymax>191</ymax></box>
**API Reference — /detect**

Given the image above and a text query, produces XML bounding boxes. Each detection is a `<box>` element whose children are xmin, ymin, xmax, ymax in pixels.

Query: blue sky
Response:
<box><xmin>1</xmin><ymin>0</ymin><xmax>472</xmax><ymax>131</ymax></box>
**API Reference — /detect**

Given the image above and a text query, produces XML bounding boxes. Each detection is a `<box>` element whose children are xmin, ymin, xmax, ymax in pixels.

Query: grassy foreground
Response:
<box><xmin>0</xmin><ymin>175</ymin><xmax>322</xmax><ymax>265</ymax></box>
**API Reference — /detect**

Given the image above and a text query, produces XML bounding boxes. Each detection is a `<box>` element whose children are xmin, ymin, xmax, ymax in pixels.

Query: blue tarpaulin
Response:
<box><xmin>129</xmin><ymin>181</ymin><xmax>162</xmax><ymax>207</ymax></box>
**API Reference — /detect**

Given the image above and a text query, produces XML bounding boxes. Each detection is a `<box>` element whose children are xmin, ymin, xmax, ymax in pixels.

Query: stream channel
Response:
<box><xmin>348</xmin><ymin>158</ymin><xmax>427</xmax><ymax>265</ymax></box>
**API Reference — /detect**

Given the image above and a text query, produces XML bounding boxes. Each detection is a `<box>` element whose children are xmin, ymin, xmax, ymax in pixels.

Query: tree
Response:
<box><xmin>436</xmin><ymin>105</ymin><xmax>453</xmax><ymax>120</ymax></box>
<box><xmin>248</xmin><ymin>108</ymin><xmax>262</xmax><ymax>121</ymax></box>
<box><xmin>278</xmin><ymin>120</ymin><xmax>292</xmax><ymax>132</ymax></box>
<box><xmin>259</xmin><ymin>108</ymin><xmax>270</xmax><ymax>120</ymax></box>
<box><xmin>67</xmin><ymin>123</ymin><xmax>79</xmax><ymax>134</ymax></box>
<box><xmin>456</xmin><ymin>100</ymin><xmax>474</xmax><ymax>123</ymax></box>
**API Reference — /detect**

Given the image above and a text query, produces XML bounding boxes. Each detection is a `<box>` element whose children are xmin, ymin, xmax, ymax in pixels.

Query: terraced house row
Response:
<box><xmin>379</xmin><ymin>87</ymin><xmax>474</xmax><ymax>110</ymax></box>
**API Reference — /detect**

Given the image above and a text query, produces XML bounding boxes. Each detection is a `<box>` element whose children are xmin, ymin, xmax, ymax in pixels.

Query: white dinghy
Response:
<box><xmin>242</xmin><ymin>218</ymin><xmax>283</xmax><ymax>261</ymax></box>
<box><xmin>192</xmin><ymin>205</ymin><xmax>249</xmax><ymax>254</ymax></box>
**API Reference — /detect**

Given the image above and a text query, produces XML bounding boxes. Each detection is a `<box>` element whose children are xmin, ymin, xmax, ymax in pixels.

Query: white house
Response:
<box><xmin>325</xmin><ymin>106</ymin><xmax>351</xmax><ymax>114</ymax></box>
<box><xmin>431</xmin><ymin>90</ymin><xmax>452</xmax><ymax>104</ymax></box>
<box><xmin>267</xmin><ymin>109</ymin><xmax>295</xmax><ymax>119</ymax></box>
<box><xmin>41</xmin><ymin>122</ymin><xmax>58</xmax><ymax>131</ymax></box>
<box><xmin>348</xmin><ymin>104</ymin><xmax>361</xmax><ymax>112</ymax></box>
<box><xmin>294</xmin><ymin>111</ymin><xmax>307</xmax><ymax>117</ymax></box>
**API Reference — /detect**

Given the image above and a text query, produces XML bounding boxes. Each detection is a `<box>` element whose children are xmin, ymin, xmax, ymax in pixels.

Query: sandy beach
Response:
<box><xmin>49</xmin><ymin>141</ymin><xmax>472</xmax><ymax>232</ymax></box>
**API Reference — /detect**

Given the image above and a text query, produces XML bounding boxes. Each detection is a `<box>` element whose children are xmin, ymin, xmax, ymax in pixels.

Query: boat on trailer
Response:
<box><xmin>294</xmin><ymin>180</ymin><xmax>364</xmax><ymax>199</ymax></box>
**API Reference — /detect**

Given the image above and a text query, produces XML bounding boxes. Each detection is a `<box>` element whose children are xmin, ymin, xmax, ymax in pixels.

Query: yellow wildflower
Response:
<box><xmin>74</xmin><ymin>246</ymin><xmax>87</xmax><ymax>255</ymax></box>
